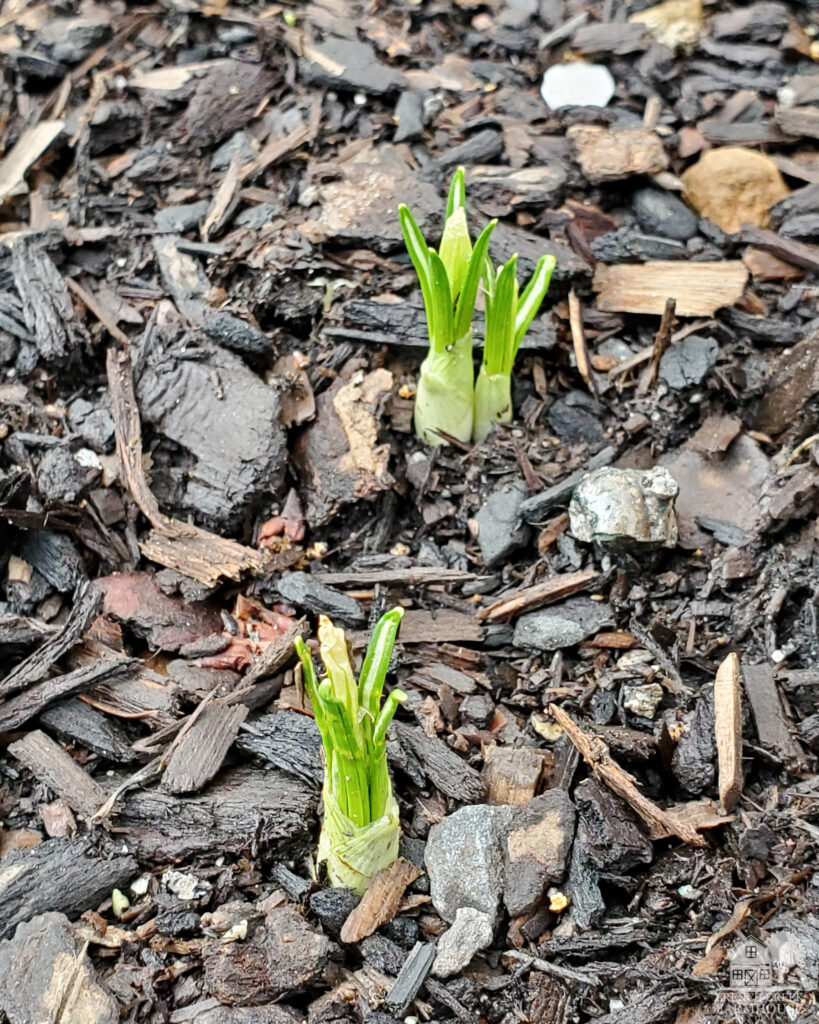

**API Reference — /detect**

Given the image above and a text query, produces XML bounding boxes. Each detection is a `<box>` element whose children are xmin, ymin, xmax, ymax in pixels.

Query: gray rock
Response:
<box><xmin>68</xmin><ymin>398</ymin><xmax>115</xmax><ymax>453</ymax></box>
<box><xmin>569</xmin><ymin>466</ymin><xmax>678</xmax><ymax>549</ymax></box>
<box><xmin>633</xmin><ymin>187</ymin><xmax>698</xmax><ymax>240</ymax></box>
<box><xmin>394</xmin><ymin>91</ymin><xmax>425</xmax><ymax>142</ymax></box>
<box><xmin>502</xmin><ymin>790</ymin><xmax>576</xmax><ymax>916</ymax></box>
<box><xmin>37</xmin><ymin>446</ymin><xmax>89</xmax><ymax>502</ymax></box>
<box><xmin>195</xmin><ymin>1005</ymin><xmax>304</xmax><ymax>1024</ymax></box>
<box><xmin>155</xmin><ymin>199</ymin><xmax>211</xmax><ymax>233</ymax></box>
<box><xmin>475</xmin><ymin>481</ymin><xmax>531</xmax><ymax>568</ymax></box>
<box><xmin>211</xmin><ymin>130</ymin><xmax>258</xmax><ymax>173</ymax></box>
<box><xmin>514</xmin><ymin>596</ymin><xmax>615</xmax><ymax>651</ymax></box>
<box><xmin>308</xmin><ymin>887</ymin><xmax>359</xmax><ymax>939</ymax></box>
<box><xmin>299</xmin><ymin>37</ymin><xmax>406</xmax><ymax>94</ymax></box>
<box><xmin>659</xmin><ymin>335</ymin><xmax>719</xmax><ymax>390</ymax></box>
<box><xmin>547</xmin><ymin>391</ymin><xmax>604</xmax><ymax>446</ymax></box>
<box><xmin>440</xmin><ymin>129</ymin><xmax>504</xmax><ymax>168</ymax></box>
<box><xmin>432</xmin><ymin>908</ymin><xmax>495</xmax><ymax>978</ymax></box>
<box><xmin>0</xmin><ymin>912</ymin><xmax>119</xmax><ymax>1024</ymax></box>
<box><xmin>425</xmin><ymin>804</ymin><xmax>515</xmax><ymax>925</ymax></box>
<box><xmin>276</xmin><ymin>572</ymin><xmax>365</xmax><ymax>627</ymax></box>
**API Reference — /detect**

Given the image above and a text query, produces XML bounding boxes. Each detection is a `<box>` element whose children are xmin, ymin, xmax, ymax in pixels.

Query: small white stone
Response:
<box><xmin>130</xmin><ymin>874</ymin><xmax>151</xmax><ymax>896</ymax></box>
<box><xmin>540</xmin><ymin>62</ymin><xmax>615</xmax><ymax>110</ymax></box>
<box><xmin>163</xmin><ymin>869</ymin><xmax>211</xmax><ymax>901</ymax></box>
<box><xmin>622</xmin><ymin>682</ymin><xmax>664</xmax><ymax>719</ymax></box>
<box><xmin>432</xmin><ymin>907</ymin><xmax>495</xmax><ymax>978</ymax></box>
<box><xmin>74</xmin><ymin>447</ymin><xmax>101</xmax><ymax>470</ymax></box>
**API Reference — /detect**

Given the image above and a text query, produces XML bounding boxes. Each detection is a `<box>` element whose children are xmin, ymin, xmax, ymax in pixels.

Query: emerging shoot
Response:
<box><xmin>473</xmin><ymin>253</ymin><xmax>556</xmax><ymax>443</ymax></box>
<box><xmin>294</xmin><ymin>609</ymin><xmax>406</xmax><ymax>894</ymax></box>
<box><xmin>399</xmin><ymin>168</ymin><xmax>496</xmax><ymax>445</ymax></box>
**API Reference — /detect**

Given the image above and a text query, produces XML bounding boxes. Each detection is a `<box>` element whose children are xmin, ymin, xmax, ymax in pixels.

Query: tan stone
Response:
<box><xmin>630</xmin><ymin>0</ymin><xmax>702</xmax><ymax>50</ymax></box>
<box><xmin>681</xmin><ymin>147</ymin><xmax>789</xmax><ymax>233</ymax></box>
<box><xmin>567</xmin><ymin>125</ymin><xmax>668</xmax><ymax>184</ymax></box>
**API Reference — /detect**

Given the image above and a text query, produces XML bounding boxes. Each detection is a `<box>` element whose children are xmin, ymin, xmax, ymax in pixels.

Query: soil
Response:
<box><xmin>1</xmin><ymin>2</ymin><xmax>819</xmax><ymax>1023</ymax></box>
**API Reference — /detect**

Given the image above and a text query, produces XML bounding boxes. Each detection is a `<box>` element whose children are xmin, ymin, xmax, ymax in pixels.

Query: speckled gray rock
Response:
<box><xmin>432</xmin><ymin>908</ymin><xmax>495</xmax><ymax>978</ymax></box>
<box><xmin>514</xmin><ymin>596</ymin><xmax>615</xmax><ymax>651</ymax></box>
<box><xmin>503</xmin><ymin>790</ymin><xmax>576</xmax><ymax>916</ymax></box>
<box><xmin>569</xmin><ymin>466</ymin><xmax>678</xmax><ymax>549</ymax></box>
<box><xmin>633</xmin><ymin>187</ymin><xmax>698</xmax><ymax>241</ymax></box>
<box><xmin>475</xmin><ymin>481</ymin><xmax>531</xmax><ymax>568</ymax></box>
<box><xmin>659</xmin><ymin>335</ymin><xmax>719</xmax><ymax>390</ymax></box>
<box><xmin>622</xmin><ymin>682</ymin><xmax>664</xmax><ymax>719</ymax></box>
<box><xmin>394</xmin><ymin>91</ymin><xmax>425</xmax><ymax>142</ymax></box>
<box><xmin>425</xmin><ymin>804</ymin><xmax>516</xmax><ymax>925</ymax></box>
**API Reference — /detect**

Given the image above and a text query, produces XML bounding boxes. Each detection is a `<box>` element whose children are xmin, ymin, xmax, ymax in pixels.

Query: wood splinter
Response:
<box><xmin>714</xmin><ymin>652</ymin><xmax>743</xmax><ymax>814</ymax></box>
<box><xmin>549</xmin><ymin>703</ymin><xmax>706</xmax><ymax>846</ymax></box>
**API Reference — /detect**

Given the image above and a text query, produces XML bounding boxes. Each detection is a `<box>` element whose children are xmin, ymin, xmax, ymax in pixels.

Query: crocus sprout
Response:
<box><xmin>294</xmin><ymin>608</ymin><xmax>406</xmax><ymax>894</ymax></box>
<box><xmin>473</xmin><ymin>252</ymin><xmax>556</xmax><ymax>444</ymax></box>
<box><xmin>399</xmin><ymin>168</ymin><xmax>497</xmax><ymax>445</ymax></box>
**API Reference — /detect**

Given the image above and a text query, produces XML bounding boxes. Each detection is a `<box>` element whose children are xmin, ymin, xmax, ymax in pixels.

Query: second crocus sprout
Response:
<box><xmin>400</xmin><ymin>168</ymin><xmax>556</xmax><ymax>446</ymax></box>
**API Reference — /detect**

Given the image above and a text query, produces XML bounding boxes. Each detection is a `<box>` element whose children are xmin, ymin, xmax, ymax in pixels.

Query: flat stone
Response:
<box><xmin>0</xmin><ymin>912</ymin><xmax>119</xmax><ymax>1024</ymax></box>
<box><xmin>540</xmin><ymin>62</ymin><xmax>615</xmax><ymax>110</ymax></box>
<box><xmin>394</xmin><ymin>91</ymin><xmax>425</xmax><ymax>142</ymax></box>
<box><xmin>659</xmin><ymin>335</ymin><xmax>719</xmax><ymax>389</ymax></box>
<box><xmin>567</xmin><ymin>125</ymin><xmax>668</xmax><ymax>184</ymax></box>
<box><xmin>547</xmin><ymin>391</ymin><xmax>604</xmax><ymax>446</ymax></box>
<box><xmin>475</xmin><ymin>481</ymin><xmax>531</xmax><ymax>568</ymax></box>
<box><xmin>425</xmin><ymin>804</ymin><xmax>515</xmax><ymax>925</ymax></box>
<box><xmin>503</xmin><ymin>790</ymin><xmax>576</xmax><ymax>916</ymax></box>
<box><xmin>299</xmin><ymin>37</ymin><xmax>406</xmax><ymax>94</ymax></box>
<box><xmin>569</xmin><ymin>466</ymin><xmax>678</xmax><ymax>548</ymax></box>
<box><xmin>432</xmin><ymin>908</ymin><xmax>495</xmax><ymax>978</ymax></box>
<box><xmin>514</xmin><ymin>596</ymin><xmax>615</xmax><ymax>651</ymax></box>
<box><xmin>632</xmin><ymin>188</ymin><xmax>700</xmax><ymax>241</ymax></box>
<box><xmin>155</xmin><ymin>199</ymin><xmax>210</xmax><ymax>233</ymax></box>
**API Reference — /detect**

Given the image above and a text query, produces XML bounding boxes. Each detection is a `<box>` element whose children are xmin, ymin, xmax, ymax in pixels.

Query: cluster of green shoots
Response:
<box><xmin>399</xmin><ymin>168</ymin><xmax>556</xmax><ymax>446</ymax></box>
<box><xmin>295</xmin><ymin>609</ymin><xmax>406</xmax><ymax>894</ymax></box>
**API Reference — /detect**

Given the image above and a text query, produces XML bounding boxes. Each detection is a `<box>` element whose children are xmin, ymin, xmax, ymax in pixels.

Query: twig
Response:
<box><xmin>478</xmin><ymin>568</ymin><xmax>599</xmax><ymax>622</ymax></box>
<box><xmin>549</xmin><ymin>703</ymin><xmax>706</xmax><ymax>845</ymax></box>
<box><xmin>647</xmin><ymin>297</ymin><xmax>677</xmax><ymax>388</ymax></box>
<box><xmin>502</xmin><ymin>950</ymin><xmax>596</xmax><ymax>986</ymax></box>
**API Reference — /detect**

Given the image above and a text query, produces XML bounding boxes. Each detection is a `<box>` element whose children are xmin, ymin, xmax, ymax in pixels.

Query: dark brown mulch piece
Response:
<box><xmin>0</xmin><ymin>836</ymin><xmax>138</xmax><ymax>941</ymax></box>
<box><xmin>340</xmin><ymin>859</ymin><xmax>421</xmax><ymax>943</ymax></box>
<box><xmin>8</xmin><ymin>729</ymin><xmax>107</xmax><ymax>821</ymax></box>
<box><xmin>0</xmin><ymin>581</ymin><xmax>101</xmax><ymax>699</ymax></box>
<box><xmin>394</xmin><ymin>724</ymin><xmax>486</xmax><ymax>803</ymax></box>
<box><xmin>742</xmin><ymin>663</ymin><xmax>804</xmax><ymax>765</ymax></box>
<box><xmin>161</xmin><ymin>700</ymin><xmax>249</xmax><ymax>795</ymax></box>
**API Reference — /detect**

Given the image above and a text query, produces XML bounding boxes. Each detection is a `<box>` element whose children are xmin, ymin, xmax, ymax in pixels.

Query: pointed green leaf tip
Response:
<box><xmin>295</xmin><ymin>609</ymin><xmax>406</xmax><ymax>893</ymax></box>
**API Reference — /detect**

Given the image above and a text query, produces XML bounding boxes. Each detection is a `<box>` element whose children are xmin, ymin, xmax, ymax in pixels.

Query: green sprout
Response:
<box><xmin>473</xmin><ymin>253</ymin><xmax>556</xmax><ymax>443</ymax></box>
<box><xmin>399</xmin><ymin>168</ymin><xmax>497</xmax><ymax>445</ymax></box>
<box><xmin>295</xmin><ymin>608</ymin><xmax>406</xmax><ymax>894</ymax></box>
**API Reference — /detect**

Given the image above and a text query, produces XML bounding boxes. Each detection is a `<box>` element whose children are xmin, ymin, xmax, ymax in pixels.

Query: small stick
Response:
<box><xmin>549</xmin><ymin>703</ymin><xmax>706</xmax><ymax>846</ymax></box>
<box><xmin>714</xmin><ymin>653</ymin><xmax>743</xmax><ymax>813</ymax></box>
<box><xmin>648</xmin><ymin>296</ymin><xmax>676</xmax><ymax>386</ymax></box>
<box><xmin>568</xmin><ymin>289</ymin><xmax>598</xmax><ymax>397</ymax></box>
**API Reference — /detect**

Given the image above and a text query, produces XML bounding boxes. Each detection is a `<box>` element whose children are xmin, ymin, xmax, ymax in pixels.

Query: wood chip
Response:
<box><xmin>714</xmin><ymin>653</ymin><xmax>743</xmax><ymax>814</ymax></box>
<box><xmin>483</xmin><ymin>746</ymin><xmax>552</xmax><ymax>805</ymax></box>
<box><xmin>398</xmin><ymin>609</ymin><xmax>483</xmax><ymax>644</ymax></box>
<box><xmin>739</xmin><ymin>225</ymin><xmax>819</xmax><ymax>274</ymax></box>
<box><xmin>567</xmin><ymin>290</ymin><xmax>597</xmax><ymax>397</ymax></box>
<box><xmin>394</xmin><ymin>723</ymin><xmax>486</xmax><ymax>802</ymax></box>
<box><xmin>340</xmin><ymin>859</ymin><xmax>421</xmax><ymax>943</ymax></box>
<box><xmin>647</xmin><ymin>798</ymin><xmax>734</xmax><ymax>840</ymax></box>
<box><xmin>743</xmin><ymin>663</ymin><xmax>802</xmax><ymax>764</ymax></box>
<box><xmin>0</xmin><ymin>120</ymin><xmax>64</xmax><ymax>201</ymax></box>
<box><xmin>549</xmin><ymin>703</ymin><xmax>706</xmax><ymax>846</ymax></box>
<box><xmin>8</xmin><ymin>729</ymin><xmax>107</xmax><ymax>821</ymax></box>
<box><xmin>161</xmin><ymin>701</ymin><xmax>249</xmax><ymax>794</ymax></box>
<box><xmin>593</xmin><ymin>261</ymin><xmax>748</xmax><ymax>316</ymax></box>
<box><xmin>478</xmin><ymin>568</ymin><xmax>599</xmax><ymax>622</ymax></box>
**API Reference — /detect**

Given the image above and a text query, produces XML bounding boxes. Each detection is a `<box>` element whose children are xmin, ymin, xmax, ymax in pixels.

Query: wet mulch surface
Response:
<box><xmin>1</xmin><ymin>1</ymin><xmax>819</xmax><ymax>1023</ymax></box>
